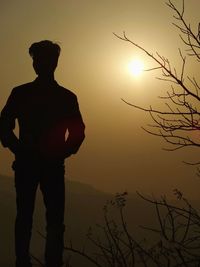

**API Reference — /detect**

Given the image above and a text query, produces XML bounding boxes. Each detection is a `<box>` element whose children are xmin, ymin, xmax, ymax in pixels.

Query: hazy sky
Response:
<box><xmin>1</xmin><ymin>0</ymin><xmax>200</xmax><ymax>198</ymax></box>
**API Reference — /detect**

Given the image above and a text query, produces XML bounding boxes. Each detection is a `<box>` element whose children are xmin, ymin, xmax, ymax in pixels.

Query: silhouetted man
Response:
<box><xmin>0</xmin><ymin>40</ymin><xmax>85</xmax><ymax>267</ymax></box>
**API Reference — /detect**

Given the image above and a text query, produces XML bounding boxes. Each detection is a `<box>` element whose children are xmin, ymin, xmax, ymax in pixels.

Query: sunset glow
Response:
<box><xmin>128</xmin><ymin>59</ymin><xmax>144</xmax><ymax>76</ymax></box>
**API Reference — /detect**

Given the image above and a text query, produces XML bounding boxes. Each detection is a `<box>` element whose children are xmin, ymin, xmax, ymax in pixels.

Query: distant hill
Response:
<box><xmin>66</xmin><ymin>179</ymin><xmax>108</xmax><ymax>195</ymax></box>
<box><xmin>0</xmin><ymin>174</ymin><xmax>105</xmax><ymax>194</ymax></box>
<box><xmin>1</xmin><ymin>174</ymin><xmax>199</xmax><ymax>267</ymax></box>
<box><xmin>0</xmin><ymin>174</ymin><xmax>112</xmax><ymax>267</ymax></box>
<box><xmin>0</xmin><ymin>173</ymin><xmax>154</xmax><ymax>267</ymax></box>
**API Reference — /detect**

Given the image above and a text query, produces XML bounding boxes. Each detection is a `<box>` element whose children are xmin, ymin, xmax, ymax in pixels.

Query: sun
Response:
<box><xmin>128</xmin><ymin>59</ymin><xmax>144</xmax><ymax>77</ymax></box>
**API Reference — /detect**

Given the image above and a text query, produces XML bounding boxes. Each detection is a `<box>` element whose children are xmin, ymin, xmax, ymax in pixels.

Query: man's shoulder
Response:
<box><xmin>11</xmin><ymin>82</ymin><xmax>34</xmax><ymax>95</ymax></box>
<box><xmin>11</xmin><ymin>81</ymin><xmax>78</xmax><ymax>101</ymax></box>
<box><xmin>57</xmin><ymin>84</ymin><xmax>77</xmax><ymax>100</ymax></box>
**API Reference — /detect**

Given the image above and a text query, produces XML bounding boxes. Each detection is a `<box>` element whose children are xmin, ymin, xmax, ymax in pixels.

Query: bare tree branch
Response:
<box><xmin>114</xmin><ymin>0</ymin><xmax>200</xmax><ymax>159</ymax></box>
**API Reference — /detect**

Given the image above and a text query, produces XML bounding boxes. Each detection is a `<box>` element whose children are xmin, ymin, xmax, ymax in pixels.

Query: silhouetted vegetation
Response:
<box><xmin>114</xmin><ymin>0</ymin><xmax>200</xmax><ymax>162</ymax></box>
<box><xmin>61</xmin><ymin>191</ymin><xmax>200</xmax><ymax>267</ymax></box>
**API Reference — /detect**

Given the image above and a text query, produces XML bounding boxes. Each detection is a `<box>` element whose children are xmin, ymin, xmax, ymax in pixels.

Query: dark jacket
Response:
<box><xmin>0</xmin><ymin>78</ymin><xmax>85</xmax><ymax>163</ymax></box>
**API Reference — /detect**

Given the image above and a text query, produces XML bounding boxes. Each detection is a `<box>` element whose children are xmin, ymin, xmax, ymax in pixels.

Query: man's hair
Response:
<box><xmin>29</xmin><ymin>40</ymin><xmax>61</xmax><ymax>61</ymax></box>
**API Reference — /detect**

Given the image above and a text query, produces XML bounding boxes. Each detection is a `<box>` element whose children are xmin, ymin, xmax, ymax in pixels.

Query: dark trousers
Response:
<box><xmin>13</xmin><ymin>161</ymin><xmax>65</xmax><ymax>267</ymax></box>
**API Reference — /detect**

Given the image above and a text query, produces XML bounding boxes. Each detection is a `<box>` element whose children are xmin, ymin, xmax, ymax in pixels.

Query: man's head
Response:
<box><xmin>29</xmin><ymin>40</ymin><xmax>61</xmax><ymax>77</ymax></box>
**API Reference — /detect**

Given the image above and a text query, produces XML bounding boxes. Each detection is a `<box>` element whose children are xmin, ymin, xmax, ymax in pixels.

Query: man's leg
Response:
<box><xmin>14</xmin><ymin>164</ymin><xmax>38</xmax><ymax>267</ymax></box>
<box><xmin>40</xmin><ymin>163</ymin><xmax>65</xmax><ymax>267</ymax></box>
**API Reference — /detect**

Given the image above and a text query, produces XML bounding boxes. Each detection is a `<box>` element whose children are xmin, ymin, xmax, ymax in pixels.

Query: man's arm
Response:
<box><xmin>0</xmin><ymin>88</ymin><xmax>20</xmax><ymax>154</ymax></box>
<box><xmin>64</xmin><ymin>95</ymin><xmax>85</xmax><ymax>158</ymax></box>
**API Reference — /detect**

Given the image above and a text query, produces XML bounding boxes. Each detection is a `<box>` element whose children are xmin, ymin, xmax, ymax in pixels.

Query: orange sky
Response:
<box><xmin>0</xmin><ymin>0</ymin><xmax>200</xmax><ymax>198</ymax></box>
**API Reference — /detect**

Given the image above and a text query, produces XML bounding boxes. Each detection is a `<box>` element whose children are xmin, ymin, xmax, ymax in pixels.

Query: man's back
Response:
<box><xmin>0</xmin><ymin>78</ymin><xmax>85</xmax><ymax>162</ymax></box>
